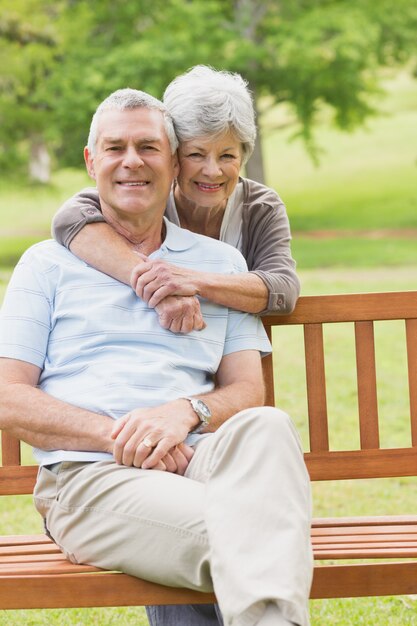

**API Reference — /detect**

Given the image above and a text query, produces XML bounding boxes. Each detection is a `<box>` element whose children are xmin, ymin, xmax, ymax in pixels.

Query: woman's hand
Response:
<box><xmin>155</xmin><ymin>295</ymin><xmax>206</xmax><ymax>333</ymax></box>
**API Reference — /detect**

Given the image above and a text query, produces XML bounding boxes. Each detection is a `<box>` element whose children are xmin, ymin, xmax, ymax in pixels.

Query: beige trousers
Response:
<box><xmin>34</xmin><ymin>407</ymin><xmax>313</xmax><ymax>626</ymax></box>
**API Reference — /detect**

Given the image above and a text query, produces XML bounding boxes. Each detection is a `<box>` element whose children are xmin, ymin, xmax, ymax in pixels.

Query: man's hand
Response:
<box><xmin>155</xmin><ymin>295</ymin><xmax>206</xmax><ymax>333</ymax></box>
<box><xmin>131</xmin><ymin>256</ymin><xmax>202</xmax><ymax>307</ymax></box>
<box><xmin>111</xmin><ymin>403</ymin><xmax>196</xmax><ymax>473</ymax></box>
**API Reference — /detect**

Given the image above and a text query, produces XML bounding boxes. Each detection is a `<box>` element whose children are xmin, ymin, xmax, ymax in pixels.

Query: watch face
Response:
<box><xmin>195</xmin><ymin>399</ymin><xmax>211</xmax><ymax>418</ymax></box>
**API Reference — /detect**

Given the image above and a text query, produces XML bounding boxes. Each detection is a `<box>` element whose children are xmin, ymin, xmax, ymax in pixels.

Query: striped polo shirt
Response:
<box><xmin>0</xmin><ymin>219</ymin><xmax>271</xmax><ymax>466</ymax></box>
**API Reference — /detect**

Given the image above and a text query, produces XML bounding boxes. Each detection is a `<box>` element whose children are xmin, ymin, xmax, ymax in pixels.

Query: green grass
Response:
<box><xmin>293</xmin><ymin>236</ymin><xmax>417</xmax><ymax>270</ymax></box>
<box><xmin>0</xmin><ymin>168</ymin><xmax>91</xmax><ymax>266</ymax></box>
<box><xmin>264</xmin><ymin>70</ymin><xmax>417</xmax><ymax>233</ymax></box>
<box><xmin>0</xmin><ymin>169</ymin><xmax>91</xmax><ymax>233</ymax></box>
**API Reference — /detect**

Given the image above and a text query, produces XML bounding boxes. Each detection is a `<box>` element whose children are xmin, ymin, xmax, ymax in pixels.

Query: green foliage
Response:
<box><xmin>1</xmin><ymin>0</ymin><xmax>416</xmax><ymax>175</ymax></box>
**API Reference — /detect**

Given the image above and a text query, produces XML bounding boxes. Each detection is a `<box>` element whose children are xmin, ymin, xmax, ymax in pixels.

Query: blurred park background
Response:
<box><xmin>1</xmin><ymin>1</ymin><xmax>417</xmax><ymax>624</ymax></box>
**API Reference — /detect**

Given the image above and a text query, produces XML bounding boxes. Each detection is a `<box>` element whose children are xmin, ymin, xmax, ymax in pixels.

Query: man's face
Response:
<box><xmin>84</xmin><ymin>107</ymin><xmax>179</xmax><ymax>222</ymax></box>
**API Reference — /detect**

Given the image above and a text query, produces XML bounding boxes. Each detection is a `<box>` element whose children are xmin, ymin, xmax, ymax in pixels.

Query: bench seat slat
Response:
<box><xmin>313</xmin><ymin>514</ymin><xmax>417</xmax><ymax>527</ymax></box>
<box><xmin>0</xmin><ymin>543</ymin><xmax>59</xmax><ymax>556</ymax></box>
<box><xmin>0</xmin><ymin>572</ymin><xmax>217</xmax><ymax>609</ymax></box>
<box><xmin>314</xmin><ymin>546</ymin><xmax>417</xmax><ymax>561</ymax></box>
<box><xmin>0</xmin><ymin>534</ymin><xmax>52</xmax><ymax>546</ymax></box>
<box><xmin>0</xmin><ymin>561</ymin><xmax>102</xmax><ymax>576</ymax></box>
<box><xmin>313</xmin><ymin>533</ymin><xmax>417</xmax><ymax>544</ymax></box>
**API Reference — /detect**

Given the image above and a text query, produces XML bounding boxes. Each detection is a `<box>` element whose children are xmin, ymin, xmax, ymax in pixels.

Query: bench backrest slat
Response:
<box><xmin>406</xmin><ymin>318</ymin><xmax>417</xmax><ymax>445</ymax></box>
<box><xmin>1</xmin><ymin>433</ymin><xmax>21</xmax><ymax>467</ymax></box>
<box><xmin>355</xmin><ymin>321</ymin><xmax>380</xmax><ymax>449</ymax></box>
<box><xmin>304</xmin><ymin>324</ymin><xmax>329</xmax><ymax>452</ymax></box>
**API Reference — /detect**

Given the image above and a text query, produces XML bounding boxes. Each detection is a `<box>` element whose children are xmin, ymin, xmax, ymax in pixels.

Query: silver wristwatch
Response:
<box><xmin>185</xmin><ymin>397</ymin><xmax>212</xmax><ymax>434</ymax></box>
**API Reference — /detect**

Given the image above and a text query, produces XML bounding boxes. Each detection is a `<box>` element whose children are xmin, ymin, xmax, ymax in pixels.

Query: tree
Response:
<box><xmin>1</xmin><ymin>0</ymin><xmax>416</xmax><ymax>182</ymax></box>
<box><xmin>0</xmin><ymin>0</ymin><xmax>65</xmax><ymax>182</ymax></box>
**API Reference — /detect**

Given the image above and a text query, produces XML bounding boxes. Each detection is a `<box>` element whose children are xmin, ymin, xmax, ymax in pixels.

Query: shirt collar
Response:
<box><xmin>153</xmin><ymin>217</ymin><xmax>198</xmax><ymax>254</ymax></box>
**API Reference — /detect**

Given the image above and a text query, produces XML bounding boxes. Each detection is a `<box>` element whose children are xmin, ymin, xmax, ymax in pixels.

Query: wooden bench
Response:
<box><xmin>1</xmin><ymin>290</ymin><xmax>417</xmax><ymax>610</ymax></box>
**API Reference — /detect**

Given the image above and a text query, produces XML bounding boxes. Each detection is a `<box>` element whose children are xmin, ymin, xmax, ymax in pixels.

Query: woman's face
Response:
<box><xmin>176</xmin><ymin>131</ymin><xmax>243</xmax><ymax>209</ymax></box>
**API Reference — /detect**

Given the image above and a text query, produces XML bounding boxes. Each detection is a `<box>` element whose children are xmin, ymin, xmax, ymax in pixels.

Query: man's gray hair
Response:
<box><xmin>163</xmin><ymin>65</ymin><xmax>256</xmax><ymax>163</ymax></box>
<box><xmin>87</xmin><ymin>88</ymin><xmax>178</xmax><ymax>155</ymax></box>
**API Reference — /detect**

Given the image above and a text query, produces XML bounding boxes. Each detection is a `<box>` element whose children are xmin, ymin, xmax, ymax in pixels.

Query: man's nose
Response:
<box><xmin>122</xmin><ymin>147</ymin><xmax>144</xmax><ymax>168</ymax></box>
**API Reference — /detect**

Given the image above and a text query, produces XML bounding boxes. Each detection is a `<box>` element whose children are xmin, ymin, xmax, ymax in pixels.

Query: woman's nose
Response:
<box><xmin>201</xmin><ymin>156</ymin><xmax>222</xmax><ymax>177</ymax></box>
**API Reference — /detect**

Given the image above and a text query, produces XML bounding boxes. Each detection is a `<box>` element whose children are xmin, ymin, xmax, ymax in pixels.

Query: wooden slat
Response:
<box><xmin>0</xmin><ymin>560</ymin><xmax>102</xmax><ymax>576</ymax></box>
<box><xmin>0</xmin><ymin>542</ymin><xmax>59</xmax><ymax>556</ymax></box>
<box><xmin>0</xmin><ymin>553</ymin><xmax>70</xmax><ymax>564</ymax></box>
<box><xmin>313</xmin><ymin>514</ymin><xmax>417</xmax><ymax>528</ymax></box>
<box><xmin>355</xmin><ymin>321</ymin><xmax>380</xmax><ymax>449</ymax></box>
<box><xmin>0</xmin><ymin>465</ymin><xmax>37</xmax><ymax>495</ymax></box>
<box><xmin>0</xmin><ymin>534</ymin><xmax>52</xmax><ymax>546</ymax></box>
<box><xmin>262</xmin><ymin>325</ymin><xmax>275</xmax><ymax>406</ymax></box>
<box><xmin>263</xmin><ymin>291</ymin><xmax>417</xmax><ymax>326</ymax></box>
<box><xmin>1</xmin><ymin>432</ymin><xmax>21</xmax><ymax>467</ymax></box>
<box><xmin>406</xmin><ymin>318</ymin><xmax>417</xmax><ymax>445</ymax></box>
<box><xmin>311</xmin><ymin>561</ymin><xmax>417</xmax><ymax>598</ymax></box>
<box><xmin>304</xmin><ymin>324</ymin><xmax>329</xmax><ymax>452</ymax></box>
<box><xmin>313</xmin><ymin>533</ymin><xmax>417</xmax><ymax>544</ymax></box>
<box><xmin>315</xmin><ymin>544</ymin><xmax>417</xmax><ymax>561</ymax></box>
<box><xmin>305</xmin><ymin>447</ymin><xmax>417</xmax><ymax>481</ymax></box>
<box><xmin>0</xmin><ymin>572</ymin><xmax>216</xmax><ymax>609</ymax></box>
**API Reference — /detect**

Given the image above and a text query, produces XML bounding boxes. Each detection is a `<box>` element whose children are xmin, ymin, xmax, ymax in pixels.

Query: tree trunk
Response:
<box><xmin>245</xmin><ymin>103</ymin><xmax>265</xmax><ymax>184</ymax></box>
<box><xmin>29</xmin><ymin>135</ymin><xmax>51</xmax><ymax>184</ymax></box>
<box><xmin>233</xmin><ymin>0</ymin><xmax>268</xmax><ymax>183</ymax></box>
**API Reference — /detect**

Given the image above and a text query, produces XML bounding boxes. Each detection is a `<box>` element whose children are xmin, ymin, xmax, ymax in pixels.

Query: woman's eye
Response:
<box><xmin>221</xmin><ymin>154</ymin><xmax>236</xmax><ymax>160</ymax></box>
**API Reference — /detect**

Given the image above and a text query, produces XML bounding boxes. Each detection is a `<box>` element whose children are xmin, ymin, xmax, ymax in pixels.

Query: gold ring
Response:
<box><xmin>142</xmin><ymin>437</ymin><xmax>154</xmax><ymax>449</ymax></box>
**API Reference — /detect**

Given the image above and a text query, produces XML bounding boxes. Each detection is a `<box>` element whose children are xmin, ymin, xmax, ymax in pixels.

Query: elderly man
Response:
<box><xmin>0</xmin><ymin>89</ymin><xmax>312</xmax><ymax>626</ymax></box>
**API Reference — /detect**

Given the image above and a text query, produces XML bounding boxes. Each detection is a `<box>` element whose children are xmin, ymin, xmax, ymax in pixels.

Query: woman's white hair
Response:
<box><xmin>163</xmin><ymin>65</ymin><xmax>256</xmax><ymax>163</ymax></box>
<box><xmin>87</xmin><ymin>88</ymin><xmax>178</xmax><ymax>155</ymax></box>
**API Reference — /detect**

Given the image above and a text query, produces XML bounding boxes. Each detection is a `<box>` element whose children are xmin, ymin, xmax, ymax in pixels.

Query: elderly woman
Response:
<box><xmin>51</xmin><ymin>66</ymin><xmax>301</xmax><ymax>626</ymax></box>
<box><xmin>52</xmin><ymin>65</ymin><xmax>300</xmax><ymax>335</ymax></box>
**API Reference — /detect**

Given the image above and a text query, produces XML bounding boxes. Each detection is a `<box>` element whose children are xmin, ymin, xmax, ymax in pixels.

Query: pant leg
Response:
<box><xmin>34</xmin><ymin>460</ymin><xmax>213</xmax><ymax>591</ymax></box>
<box><xmin>185</xmin><ymin>407</ymin><xmax>313</xmax><ymax>626</ymax></box>
<box><xmin>33</xmin><ymin>406</ymin><xmax>312</xmax><ymax>626</ymax></box>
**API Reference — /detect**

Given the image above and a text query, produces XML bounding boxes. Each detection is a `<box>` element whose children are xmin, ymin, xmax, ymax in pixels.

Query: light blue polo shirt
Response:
<box><xmin>0</xmin><ymin>219</ymin><xmax>271</xmax><ymax>466</ymax></box>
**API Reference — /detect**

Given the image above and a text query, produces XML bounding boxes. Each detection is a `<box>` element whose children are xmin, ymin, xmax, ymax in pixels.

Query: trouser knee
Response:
<box><xmin>221</xmin><ymin>406</ymin><xmax>302</xmax><ymax>451</ymax></box>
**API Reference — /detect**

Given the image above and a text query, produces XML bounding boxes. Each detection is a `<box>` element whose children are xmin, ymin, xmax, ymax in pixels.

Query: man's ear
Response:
<box><xmin>84</xmin><ymin>146</ymin><xmax>96</xmax><ymax>180</ymax></box>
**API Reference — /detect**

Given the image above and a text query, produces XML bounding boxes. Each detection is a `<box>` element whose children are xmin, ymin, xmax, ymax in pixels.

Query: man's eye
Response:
<box><xmin>107</xmin><ymin>146</ymin><xmax>121</xmax><ymax>151</ymax></box>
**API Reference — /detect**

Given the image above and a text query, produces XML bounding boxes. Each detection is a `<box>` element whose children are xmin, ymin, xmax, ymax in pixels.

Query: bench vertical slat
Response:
<box><xmin>263</xmin><ymin>324</ymin><xmax>275</xmax><ymax>407</ymax></box>
<box><xmin>304</xmin><ymin>323</ymin><xmax>329</xmax><ymax>452</ymax></box>
<box><xmin>406</xmin><ymin>318</ymin><xmax>417</xmax><ymax>445</ymax></box>
<box><xmin>1</xmin><ymin>433</ymin><xmax>21</xmax><ymax>467</ymax></box>
<box><xmin>355</xmin><ymin>321</ymin><xmax>380</xmax><ymax>449</ymax></box>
